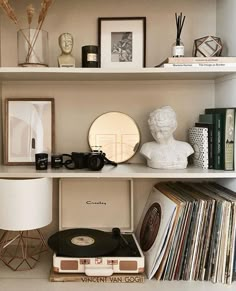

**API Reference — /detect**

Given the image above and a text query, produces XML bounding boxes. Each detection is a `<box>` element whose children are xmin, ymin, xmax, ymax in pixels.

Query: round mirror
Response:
<box><xmin>88</xmin><ymin>112</ymin><xmax>140</xmax><ymax>163</ymax></box>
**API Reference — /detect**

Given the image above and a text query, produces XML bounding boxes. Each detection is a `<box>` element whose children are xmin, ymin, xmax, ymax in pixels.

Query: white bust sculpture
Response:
<box><xmin>58</xmin><ymin>33</ymin><xmax>75</xmax><ymax>67</ymax></box>
<box><xmin>140</xmin><ymin>106</ymin><xmax>194</xmax><ymax>169</ymax></box>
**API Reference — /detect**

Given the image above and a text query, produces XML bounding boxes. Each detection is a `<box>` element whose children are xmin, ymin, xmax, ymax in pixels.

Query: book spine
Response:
<box><xmin>204</xmin><ymin>111</ymin><xmax>223</xmax><ymax>170</ymax></box>
<box><xmin>214</xmin><ymin>114</ymin><xmax>223</xmax><ymax>170</ymax></box>
<box><xmin>205</xmin><ymin>109</ymin><xmax>235</xmax><ymax>171</ymax></box>
<box><xmin>163</xmin><ymin>63</ymin><xmax>236</xmax><ymax>68</ymax></box>
<box><xmin>224</xmin><ymin>109</ymin><xmax>235</xmax><ymax>171</ymax></box>
<box><xmin>50</xmin><ymin>273</ymin><xmax>145</xmax><ymax>283</ymax></box>
<box><xmin>168</xmin><ymin>57</ymin><xmax>236</xmax><ymax>64</ymax></box>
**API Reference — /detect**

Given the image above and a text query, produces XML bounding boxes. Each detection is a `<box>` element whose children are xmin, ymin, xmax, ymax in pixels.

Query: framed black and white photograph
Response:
<box><xmin>4</xmin><ymin>98</ymin><xmax>55</xmax><ymax>165</ymax></box>
<box><xmin>98</xmin><ymin>17</ymin><xmax>146</xmax><ymax>68</ymax></box>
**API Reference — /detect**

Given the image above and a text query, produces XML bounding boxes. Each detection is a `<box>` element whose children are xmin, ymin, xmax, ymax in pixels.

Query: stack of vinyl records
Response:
<box><xmin>144</xmin><ymin>182</ymin><xmax>236</xmax><ymax>284</ymax></box>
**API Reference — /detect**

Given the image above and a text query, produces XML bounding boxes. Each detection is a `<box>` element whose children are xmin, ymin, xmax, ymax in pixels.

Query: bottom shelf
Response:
<box><xmin>0</xmin><ymin>253</ymin><xmax>235</xmax><ymax>291</ymax></box>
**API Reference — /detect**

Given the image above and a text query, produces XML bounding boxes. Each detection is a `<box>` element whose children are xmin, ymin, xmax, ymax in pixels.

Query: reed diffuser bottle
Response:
<box><xmin>172</xmin><ymin>12</ymin><xmax>186</xmax><ymax>57</ymax></box>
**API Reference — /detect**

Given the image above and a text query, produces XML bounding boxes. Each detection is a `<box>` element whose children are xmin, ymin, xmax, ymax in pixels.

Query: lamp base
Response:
<box><xmin>0</xmin><ymin>229</ymin><xmax>48</xmax><ymax>271</ymax></box>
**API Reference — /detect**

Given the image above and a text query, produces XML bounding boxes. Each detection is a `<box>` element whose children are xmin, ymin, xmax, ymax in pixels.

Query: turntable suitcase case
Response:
<box><xmin>52</xmin><ymin>178</ymin><xmax>145</xmax><ymax>276</ymax></box>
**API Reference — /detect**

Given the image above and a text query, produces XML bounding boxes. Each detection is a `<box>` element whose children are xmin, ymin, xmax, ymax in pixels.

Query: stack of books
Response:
<box><xmin>156</xmin><ymin>57</ymin><xmax>236</xmax><ymax>68</ymax></box>
<box><xmin>188</xmin><ymin>107</ymin><xmax>235</xmax><ymax>170</ymax></box>
<box><xmin>139</xmin><ymin>182</ymin><xmax>236</xmax><ymax>284</ymax></box>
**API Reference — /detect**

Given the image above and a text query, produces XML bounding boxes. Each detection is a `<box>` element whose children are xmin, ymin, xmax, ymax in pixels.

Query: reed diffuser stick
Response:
<box><xmin>175</xmin><ymin>12</ymin><xmax>186</xmax><ymax>45</ymax></box>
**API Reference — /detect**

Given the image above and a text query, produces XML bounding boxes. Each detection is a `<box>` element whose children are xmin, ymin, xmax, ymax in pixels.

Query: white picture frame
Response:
<box><xmin>4</xmin><ymin>98</ymin><xmax>55</xmax><ymax>165</ymax></box>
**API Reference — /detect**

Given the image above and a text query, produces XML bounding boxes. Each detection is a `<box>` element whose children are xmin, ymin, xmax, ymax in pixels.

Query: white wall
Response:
<box><xmin>216</xmin><ymin>0</ymin><xmax>236</xmax><ymax>57</ymax></box>
<box><xmin>215</xmin><ymin>0</ymin><xmax>236</xmax><ymax>108</ymax></box>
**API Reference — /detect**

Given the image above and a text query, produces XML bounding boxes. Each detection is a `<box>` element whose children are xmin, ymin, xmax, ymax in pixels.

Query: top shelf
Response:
<box><xmin>0</xmin><ymin>67</ymin><xmax>236</xmax><ymax>81</ymax></box>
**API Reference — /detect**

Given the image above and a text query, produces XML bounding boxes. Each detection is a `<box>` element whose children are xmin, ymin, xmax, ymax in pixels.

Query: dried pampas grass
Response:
<box><xmin>0</xmin><ymin>0</ymin><xmax>55</xmax><ymax>64</ymax></box>
<box><xmin>26</xmin><ymin>4</ymin><xmax>35</xmax><ymax>26</ymax></box>
<box><xmin>0</xmin><ymin>0</ymin><xmax>17</xmax><ymax>24</ymax></box>
<box><xmin>38</xmin><ymin>0</ymin><xmax>53</xmax><ymax>24</ymax></box>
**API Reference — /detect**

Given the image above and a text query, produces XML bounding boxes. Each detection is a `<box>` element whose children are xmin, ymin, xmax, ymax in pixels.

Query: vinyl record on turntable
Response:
<box><xmin>48</xmin><ymin>228</ymin><xmax>120</xmax><ymax>257</ymax></box>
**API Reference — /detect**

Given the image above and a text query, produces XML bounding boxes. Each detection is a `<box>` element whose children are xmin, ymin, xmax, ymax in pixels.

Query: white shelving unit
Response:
<box><xmin>0</xmin><ymin>0</ymin><xmax>236</xmax><ymax>290</ymax></box>
<box><xmin>0</xmin><ymin>67</ymin><xmax>236</xmax><ymax>81</ymax></box>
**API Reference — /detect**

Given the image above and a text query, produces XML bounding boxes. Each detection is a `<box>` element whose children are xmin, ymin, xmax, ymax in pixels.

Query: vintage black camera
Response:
<box><xmin>63</xmin><ymin>151</ymin><xmax>117</xmax><ymax>171</ymax></box>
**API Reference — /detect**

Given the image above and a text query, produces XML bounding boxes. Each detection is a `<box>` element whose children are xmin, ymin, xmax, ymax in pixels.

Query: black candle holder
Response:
<box><xmin>82</xmin><ymin>45</ymin><xmax>99</xmax><ymax>68</ymax></box>
<box><xmin>35</xmin><ymin>153</ymin><xmax>48</xmax><ymax>170</ymax></box>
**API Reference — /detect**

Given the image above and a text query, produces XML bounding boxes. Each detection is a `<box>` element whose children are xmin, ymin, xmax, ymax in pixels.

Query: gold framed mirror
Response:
<box><xmin>88</xmin><ymin>112</ymin><xmax>140</xmax><ymax>163</ymax></box>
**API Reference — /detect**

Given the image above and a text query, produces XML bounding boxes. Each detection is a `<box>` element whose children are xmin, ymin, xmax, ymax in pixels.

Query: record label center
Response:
<box><xmin>71</xmin><ymin>236</ymin><xmax>95</xmax><ymax>246</ymax></box>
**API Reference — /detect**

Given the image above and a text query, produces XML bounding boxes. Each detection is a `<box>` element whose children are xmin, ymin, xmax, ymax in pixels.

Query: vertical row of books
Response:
<box><xmin>188</xmin><ymin>108</ymin><xmax>235</xmax><ymax>170</ymax></box>
<box><xmin>137</xmin><ymin>182</ymin><xmax>236</xmax><ymax>284</ymax></box>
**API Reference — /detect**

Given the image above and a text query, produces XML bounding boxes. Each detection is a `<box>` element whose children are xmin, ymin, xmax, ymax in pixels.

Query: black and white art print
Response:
<box><xmin>98</xmin><ymin>17</ymin><xmax>146</xmax><ymax>68</ymax></box>
<box><xmin>111</xmin><ymin>32</ymin><xmax>133</xmax><ymax>62</ymax></box>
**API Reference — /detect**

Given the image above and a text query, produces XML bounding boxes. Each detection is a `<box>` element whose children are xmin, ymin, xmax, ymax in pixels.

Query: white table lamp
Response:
<box><xmin>0</xmin><ymin>178</ymin><xmax>52</xmax><ymax>271</ymax></box>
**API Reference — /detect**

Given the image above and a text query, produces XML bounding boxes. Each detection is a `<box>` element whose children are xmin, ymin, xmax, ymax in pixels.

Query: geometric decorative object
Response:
<box><xmin>0</xmin><ymin>229</ymin><xmax>48</xmax><ymax>271</ymax></box>
<box><xmin>0</xmin><ymin>178</ymin><xmax>52</xmax><ymax>271</ymax></box>
<box><xmin>193</xmin><ymin>35</ymin><xmax>223</xmax><ymax>57</ymax></box>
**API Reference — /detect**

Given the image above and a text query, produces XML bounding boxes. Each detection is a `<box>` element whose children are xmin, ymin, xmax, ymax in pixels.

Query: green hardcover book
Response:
<box><xmin>199</xmin><ymin>113</ymin><xmax>222</xmax><ymax>170</ymax></box>
<box><xmin>205</xmin><ymin>108</ymin><xmax>235</xmax><ymax>171</ymax></box>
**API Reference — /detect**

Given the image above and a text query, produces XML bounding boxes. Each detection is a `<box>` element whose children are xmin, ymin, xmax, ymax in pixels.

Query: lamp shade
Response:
<box><xmin>0</xmin><ymin>178</ymin><xmax>52</xmax><ymax>231</ymax></box>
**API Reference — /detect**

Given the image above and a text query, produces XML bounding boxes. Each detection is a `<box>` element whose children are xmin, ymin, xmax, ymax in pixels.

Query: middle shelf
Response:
<box><xmin>1</xmin><ymin>164</ymin><xmax>236</xmax><ymax>178</ymax></box>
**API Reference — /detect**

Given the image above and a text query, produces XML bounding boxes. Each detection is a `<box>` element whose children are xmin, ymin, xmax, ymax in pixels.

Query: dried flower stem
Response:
<box><xmin>26</xmin><ymin>4</ymin><xmax>35</xmax><ymax>28</ymax></box>
<box><xmin>0</xmin><ymin>0</ymin><xmax>17</xmax><ymax>24</ymax></box>
<box><xmin>0</xmin><ymin>1</ymin><xmax>41</xmax><ymax>63</ymax></box>
<box><xmin>0</xmin><ymin>0</ymin><xmax>54</xmax><ymax>64</ymax></box>
<box><xmin>26</xmin><ymin>0</ymin><xmax>54</xmax><ymax>62</ymax></box>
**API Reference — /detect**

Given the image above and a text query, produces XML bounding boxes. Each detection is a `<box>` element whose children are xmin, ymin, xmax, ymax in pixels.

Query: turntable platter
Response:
<box><xmin>48</xmin><ymin>228</ymin><xmax>120</xmax><ymax>257</ymax></box>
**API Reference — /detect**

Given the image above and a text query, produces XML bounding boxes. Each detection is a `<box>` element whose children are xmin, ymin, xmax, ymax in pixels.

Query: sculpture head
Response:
<box><xmin>148</xmin><ymin>106</ymin><xmax>177</xmax><ymax>144</ymax></box>
<box><xmin>58</xmin><ymin>33</ymin><xmax>73</xmax><ymax>54</ymax></box>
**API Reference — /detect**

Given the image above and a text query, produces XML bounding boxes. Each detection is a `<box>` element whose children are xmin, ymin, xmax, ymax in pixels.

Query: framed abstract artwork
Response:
<box><xmin>4</xmin><ymin>98</ymin><xmax>55</xmax><ymax>165</ymax></box>
<box><xmin>98</xmin><ymin>17</ymin><xmax>146</xmax><ymax>68</ymax></box>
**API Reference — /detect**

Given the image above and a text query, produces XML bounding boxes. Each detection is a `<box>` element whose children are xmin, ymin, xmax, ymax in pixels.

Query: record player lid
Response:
<box><xmin>59</xmin><ymin>179</ymin><xmax>134</xmax><ymax>232</ymax></box>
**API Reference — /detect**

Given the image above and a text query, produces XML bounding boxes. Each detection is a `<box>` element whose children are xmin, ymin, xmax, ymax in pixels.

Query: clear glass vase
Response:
<box><xmin>17</xmin><ymin>28</ymin><xmax>49</xmax><ymax>67</ymax></box>
<box><xmin>172</xmin><ymin>39</ymin><xmax>185</xmax><ymax>57</ymax></box>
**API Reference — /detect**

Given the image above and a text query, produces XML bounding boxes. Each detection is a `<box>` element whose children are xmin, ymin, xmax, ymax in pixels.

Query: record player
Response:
<box><xmin>49</xmin><ymin>178</ymin><xmax>144</xmax><ymax>276</ymax></box>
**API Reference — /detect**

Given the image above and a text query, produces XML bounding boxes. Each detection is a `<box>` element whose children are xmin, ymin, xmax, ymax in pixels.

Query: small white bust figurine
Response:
<box><xmin>58</xmin><ymin>33</ymin><xmax>75</xmax><ymax>67</ymax></box>
<box><xmin>140</xmin><ymin>106</ymin><xmax>194</xmax><ymax>169</ymax></box>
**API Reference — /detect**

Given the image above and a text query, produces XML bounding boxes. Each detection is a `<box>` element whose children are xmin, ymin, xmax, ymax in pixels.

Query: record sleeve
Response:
<box><xmin>154</xmin><ymin>183</ymin><xmax>186</xmax><ymax>281</ymax></box>
<box><xmin>135</xmin><ymin>186</ymin><xmax>178</xmax><ymax>279</ymax></box>
<box><xmin>201</xmin><ymin>183</ymin><xmax>236</xmax><ymax>284</ymax></box>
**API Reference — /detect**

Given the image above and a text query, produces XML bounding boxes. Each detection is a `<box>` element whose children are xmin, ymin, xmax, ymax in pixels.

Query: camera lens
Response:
<box><xmin>87</xmin><ymin>154</ymin><xmax>104</xmax><ymax>171</ymax></box>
